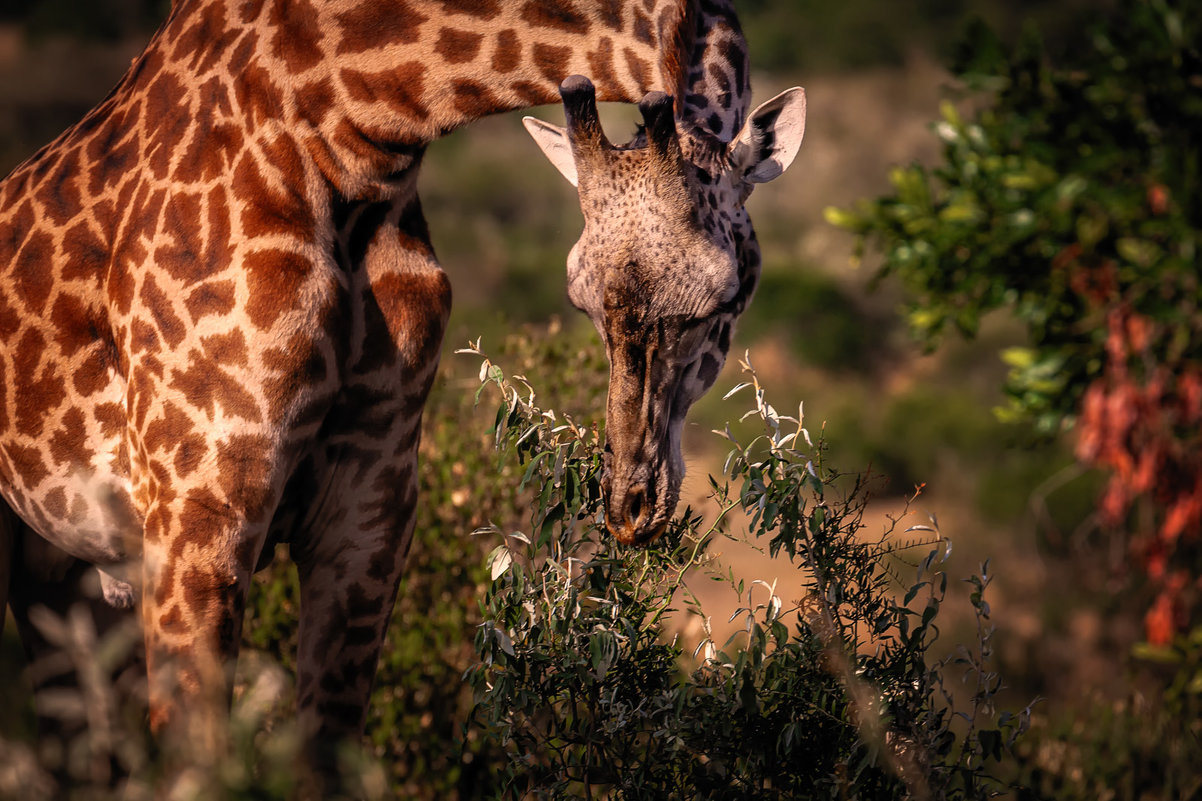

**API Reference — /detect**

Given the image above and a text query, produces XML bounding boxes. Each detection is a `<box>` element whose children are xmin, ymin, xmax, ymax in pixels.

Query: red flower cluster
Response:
<box><xmin>1076</xmin><ymin>302</ymin><xmax>1202</xmax><ymax>644</ymax></box>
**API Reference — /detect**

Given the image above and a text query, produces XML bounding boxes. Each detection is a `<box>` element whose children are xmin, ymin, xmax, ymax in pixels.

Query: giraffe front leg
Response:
<box><xmin>291</xmin><ymin>453</ymin><xmax>419</xmax><ymax>779</ymax></box>
<box><xmin>295</xmin><ymin>517</ymin><xmax>413</xmax><ymax>744</ymax></box>
<box><xmin>140</xmin><ymin>496</ymin><xmax>263</xmax><ymax>759</ymax></box>
<box><xmin>120</xmin><ymin>235</ymin><xmax>346</xmax><ymax>761</ymax></box>
<box><xmin>289</xmin><ymin>190</ymin><xmax>450</xmax><ymax>775</ymax></box>
<box><xmin>133</xmin><ymin>421</ymin><xmax>311</xmax><ymax>760</ymax></box>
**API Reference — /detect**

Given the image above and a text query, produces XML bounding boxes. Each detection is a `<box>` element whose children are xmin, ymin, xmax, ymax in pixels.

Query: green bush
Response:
<box><xmin>463</xmin><ymin>343</ymin><xmax>1031</xmax><ymax>799</ymax></box>
<box><xmin>829</xmin><ymin>0</ymin><xmax>1202</xmax><ymax>647</ymax></box>
<box><xmin>364</xmin><ymin>325</ymin><xmax>610</xmax><ymax>796</ymax></box>
<box><xmin>830</xmin><ymin>0</ymin><xmax>1200</xmax><ymax>431</ymax></box>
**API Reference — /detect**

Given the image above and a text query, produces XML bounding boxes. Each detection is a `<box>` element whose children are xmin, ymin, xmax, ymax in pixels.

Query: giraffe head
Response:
<box><xmin>524</xmin><ymin>75</ymin><xmax>805</xmax><ymax>545</ymax></box>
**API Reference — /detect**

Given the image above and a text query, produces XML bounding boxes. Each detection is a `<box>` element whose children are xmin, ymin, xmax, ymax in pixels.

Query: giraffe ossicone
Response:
<box><xmin>524</xmin><ymin>75</ymin><xmax>806</xmax><ymax>544</ymax></box>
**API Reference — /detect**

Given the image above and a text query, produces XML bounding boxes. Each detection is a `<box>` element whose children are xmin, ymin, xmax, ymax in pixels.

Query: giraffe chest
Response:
<box><xmin>0</xmin><ymin>228</ymin><xmax>135</xmax><ymax>562</ymax></box>
<box><xmin>0</xmin><ymin>222</ymin><xmax>449</xmax><ymax>579</ymax></box>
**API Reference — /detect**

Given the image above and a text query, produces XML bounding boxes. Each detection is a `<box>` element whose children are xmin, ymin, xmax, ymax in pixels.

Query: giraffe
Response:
<box><xmin>526</xmin><ymin>73</ymin><xmax>805</xmax><ymax>545</ymax></box>
<box><xmin>0</xmin><ymin>0</ymin><xmax>804</xmax><ymax>765</ymax></box>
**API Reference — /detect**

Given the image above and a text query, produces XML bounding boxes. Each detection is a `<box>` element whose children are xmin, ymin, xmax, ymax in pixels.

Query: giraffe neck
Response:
<box><xmin>119</xmin><ymin>0</ymin><xmax>747</xmax><ymax>197</ymax></box>
<box><xmin>679</xmin><ymin>1</ymin><xmax>749</xmax><ymax>141</ymax></box>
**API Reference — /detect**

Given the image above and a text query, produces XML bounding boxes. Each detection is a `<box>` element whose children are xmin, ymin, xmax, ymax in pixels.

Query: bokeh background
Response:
<box><xmin>4</xmin><ymin>1</ymin><xmax>1194</xmax><ymax>797</ymax></box>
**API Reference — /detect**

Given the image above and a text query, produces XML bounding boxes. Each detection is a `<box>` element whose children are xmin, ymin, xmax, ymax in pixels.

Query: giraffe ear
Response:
<box><xmin>522</xmin><ymin>116</ymin><xmax>578</xmax><ymax>187</ymax></box>
<box><xmin>730</xmin><ymin>87</ymin><xmax>807</xmax><ymax>184</ymax></box>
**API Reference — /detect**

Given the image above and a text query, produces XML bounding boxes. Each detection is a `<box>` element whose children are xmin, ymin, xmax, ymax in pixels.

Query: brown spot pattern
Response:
<box><xmin>329</xmin><ymin>121</ymin><xmax>395</xmax><ymax>176</ymax></box>
<box><xmin>157</xmin><ymin>193</ymin><xmax>207</xmax><ymax>282</ymax></box>
<box><xmin>371</xmin><ymin>269</ymin><xmax>452</xmax><ymax>368</ymax></box>
<box><xmin>12</xmin><ymin>231</ymin><xmax>55</xmax><ymax>315</ymax></box>
<box><xmin>268</xmin><ymin>0</ymin><xmax>325</xmax><ymax>73</ymax></box>
<box><xmin>234</xmin><ymin>61</ymin><xmax>285</xmax><ymax>128</ymax></box>
<box><xmin>174</xmin><ymin>434</ymin><xmax>207</xmax><ymax>479</ymax></box>
<box><xmin>143</xmin><ymin>402</ymin><xmax>193</xmax><ymax>455</ymax></box>
<box><xmin>38</xmin><ymin>148</ymin><xmax>84</xmax><ymax>226</ymax></box>
<box><xmin>86</xmin><ymin>122</ymin><xmax>139</xmax><ymax>198</ymax></box>
<box><xmin>143</xmin><ymin>73</ymin><xmax>193</xmax><ymax>179</ymax></box>
<box><xmin>262</xmin><ymin>329</ymin><xmax>331</xmax><ymax>422</ymax></box>
<box><xmin>169</xmin><ymin>350</ymin><xmax>262</xmax><ymax>423</ymax></box>
<box><xmin>0</xmin><ymin>200</ymin><xmax>34</xmax><ymax>267</ymax></box>
<box><xmin>434</xmin><ymin>27</ymin><xmax>484</xmax><ymax>64</ymax></box>
<box><xmin>225</xmin><ymin>29</ymin><xmax>258</xmax><ymax>76</ymax></box>
<box><xmin>292</xmin><ymin>77</ymin><xmax>337</xmax><ymax>126</ymax></box>
<box><xmin>341</xmin><ymin>62</ymin><xmax>429</xmax><ymax>121</ymax></box>
<box><xmin>44</xmin><ymin>486</ymin><xmax>68</xmax><ymax>519</ymax></box>
<box><xmin>173</xmin><ymin>0</ymin><xmax>230</xmax><ymax>69</ymax></box>
<box><xmin>140</xmin><ymin>275</ymin><xmax>187</xmax><ymax>349</ymax></box>
<box><xmin>0</xmin><ymin>297</ymin><xmax>17</xmax><ymax>342</ymax></box>
<box><xmin>202</xmin><ymin>329</ymin><xmax>249</xmax><ymax>367</ymax></box>
<box><xmin>49</xmin><ymin>408</ymin><xmax>90</xmax><ymax>466</ymax></box>
<box><xmin>532</xmin><ymin>42</ymin><xmax>572</xmax><ymax>83</ymax></box>
<box><xmin>176</xmin><ymin>93</ymin><xmax>243</xmax><ymax>183</ymax></box>
<box><xmin>14</xmin><ymin>329</ymin><xmax>66</xmax><ymax>437</ymax></box>
<box><xmin>623</xmin><ymin>46</ymin><xmax>652</xmax><ymax>88</ymax></box>
<box><xmin>243</xmin><ymin>248</ymin><xmax>310</xmax><ymax>331</ymax></box>
<box><xmin>335</xmin><ymin>0</ymin><xmax>426</xmax><ymax>54</ymax></box>
<box><xmin>60</xmin><ymin>222</ymin><xmax>108</xmax><ymax>282</ymax></box>
<box><xmin>49</xmin><ymin>293</ymin><xmax>95</xmax><ymax>357</ymax></box>
<box><xmin>73</xmin><ymin>346</ymin><xmax>112</xmax><ymax>397</ymax></box>
<box><xmin>598</xmin><ymin>0</ymin><xmax>625</xmax><ymax>30</ymax></box>
<box><xmin>260</xmin><ymin>134</ymin><xmax>306</xmax><ymax>187</ymax></box>
<box><xmin>9</xmin><ymin>444</ymin><xmax>49</xmax><ymax>488</ymax></box>
<box><xmin>233</xmin><ymin>154</ymin><xmax>316</xmax><ymax>242</ymax></box>
<box><xmin>587</xmin><ymin>37</ymin><xmax>620</xmax><ymax>94</ymax></box>
<box><xmin>509</xmin><ymin>80</ymin><xmax>548</xmax><ymax>106</ymax></box>
<box><xmin>632</xmin><ymin>8</ymin><xmax>655</xmax><ymax>45</ymax></box>
<box><xmin>451</xmin><ymin>79</ymin><xmax>501</xmax><ymax>118</ymax></box>
<box><xmin>438</xmin><ymin>0</ymin><xmax>501</xmax><ymax>19</ymax></box>
<box><xmin>215</xmin><ymin>434</ymin><xmax>275</xmax><ymax>522</ymax></box>
<box><xmin>490</xmin><ymin>28</ymin><xmax>521</xmax><ymax>73</ymax></box>
<box><xmin>521</xmin><ymin>1</ymin><xmax>592</xmax><ymax>34</ymax></box>
<box><xmin>94</xmin><ymin>403</ymin><xmax>124</xmax><ymax>437</ymax></box>
<box><xmin>184</xmin><ymin>280</ymin><xmax>236</xmax><ymax>323</ymax></box>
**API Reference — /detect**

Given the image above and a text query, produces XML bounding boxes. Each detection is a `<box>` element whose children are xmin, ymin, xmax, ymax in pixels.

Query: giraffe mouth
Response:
<box><xmin>607</xmin><ymin>515</ymin><xmax>670</xmax><ymax>547</ymax></box>
<box><xmin>601</xmin><ymin>451</ymin><xmax>678</xmax><ymax>547</ymax></box>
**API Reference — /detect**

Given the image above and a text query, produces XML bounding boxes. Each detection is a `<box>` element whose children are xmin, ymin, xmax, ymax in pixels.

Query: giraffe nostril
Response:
<box><xmin>628</xmin><ymin>489</ymin><xmax>644</xmax><ymax>526</ymax></box>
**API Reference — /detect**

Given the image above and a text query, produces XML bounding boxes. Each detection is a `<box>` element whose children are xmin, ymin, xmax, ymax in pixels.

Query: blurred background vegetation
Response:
<box><xmin>2</xmin><ymin>0</ymin><xmax>1198</xmax><ymax>798</ymax></box>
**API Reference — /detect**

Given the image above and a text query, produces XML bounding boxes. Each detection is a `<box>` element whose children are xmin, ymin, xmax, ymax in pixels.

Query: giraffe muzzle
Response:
<box><xmin>601</xmin><ymin>448</ymin><xmax>674</xmax><ymax>546</ymax></box>
<box><xmin>605</xmin><ymin>485</ymin><xmax>668</xmax><ymax>545</ymax></box>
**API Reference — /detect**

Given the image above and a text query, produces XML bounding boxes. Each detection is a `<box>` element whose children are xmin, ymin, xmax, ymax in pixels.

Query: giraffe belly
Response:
<box><xmin>0</xmin><ymin>455</ymin><xmax>140</xmax><ymax>570</ymax></box>
<box><xmin>0</xmin><ymin>369</ymin><xmax>141</xmax><ymax>572</ymax></box>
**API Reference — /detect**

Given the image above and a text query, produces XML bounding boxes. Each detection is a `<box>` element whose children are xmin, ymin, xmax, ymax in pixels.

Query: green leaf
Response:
<box><xmin>590</xmin><ymin>629</ymin><xmax>617</xmax><ymax>679</ymax></box>
<box><xmin>978</xmin><ymin>728</ymin><xmax>1003</xmax><ymax>760</ymax></box>
<box><xmin>1132</xmin><ymin>642</ymin><xmax>1181</xmax><ymax>664</ymax></box>
<box><xmin>938</xmin><ymin>200</ymin><xmax>982</xmax><ymax>224</ymax></box>
<box><xmin>1116</xmin><ymin>237</ymin><xmax>1163</xmax><ymax>268</ymax></box>
<box><xmin>488</xmin><ymin>545</ymin><xmax>513</xmax><ymax>581</ymax></box>
<box><xmin>1001</xmin><ymin>347</ymin><xmax>1037</xmax><ymax>368</ymax></box>
<box><xmin>823</xmin><ymin>205</ymin><xmax>862</xmax><ymax>230</ymax></box>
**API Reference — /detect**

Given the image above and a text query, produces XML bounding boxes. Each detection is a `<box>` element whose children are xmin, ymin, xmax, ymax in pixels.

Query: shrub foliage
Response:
<box><xmin>829</xmin><ymin>0</ymin><xmax>1202</xmax><ymax>644</ymax></box>
<box><xmin>464</xmin><ymin>343</ymin><xmax>1029</xmax><ymax>799</ymax></box>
